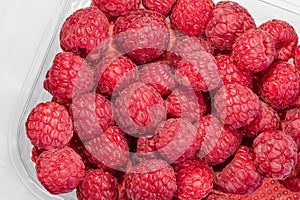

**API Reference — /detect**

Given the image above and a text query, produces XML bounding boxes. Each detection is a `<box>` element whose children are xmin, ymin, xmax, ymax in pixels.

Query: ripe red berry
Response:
<box><xmin>170</xmin><ymin>0</ymin><xmax>214</xmax><ymax>36</ymax></box>
<box><xmin>142</xmin><ymin>0</ymin><xmax>176</xmax><ymax>16</ymax></box>
<box><xmin>214</xmin><ymin>83</ymin><xmax>260</xmax><ymax>129</ymax></box>
<box><xmin>285</xmin><ymin>107</ymin><xmax>300</xmax><ymax>147</ymax></box>
<box><xmin>26</xmin><ymin>102</ymin><xmax>73</xmax><ymax>150</ymax></box>
<box><xmin>205</xmin><ymin>193</ymin><xmax>233</xmax><ymax>200</ymax></box>
<box><xmin>36</xmin><ymin>147</ymin><xmax>85</xmax><ymax>194</ymax></box>
<box><xmin>294</xmin><ymin>45</ymin><xmax>300</xmax><ymax>68</ymax></box>
<box><xmin>232</xmin><ymin>29</ymin><xmax>276</xmax><ymax>73</ymax></box>
<box><xmin>281</xmin><ymin>166</ymin><xmax>300</xmax><ymax>193</ymax></box>
<box><xmin>253</xmin><ymin>130</ymin><xmax>298</xmax><ymax>179</ymax></box>
<box><xmin>76</xmin><ymin>169</ymin><xmax>118</xmax><ymax>200</ymax></box>
<box><xmin>133</xmin><ymin>136</ymin><xmax>160</xmax><ymax>164</ymax></box>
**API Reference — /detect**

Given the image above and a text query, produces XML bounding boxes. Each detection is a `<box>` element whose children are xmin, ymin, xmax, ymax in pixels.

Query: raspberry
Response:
<box><xmin>51</xmin><ymin>96</ymin><xmax>71</xmax><ymax>111</ymax></box>
<box><xmin>175</xmin><ymin>51</ymin><xmax>221</xmax><ymax>91</ymax></box>
<box><xmin>205</xmin><ymin>193</ymin><xmax>233</xmax><ymax>200</ymax></box>
<box><xmin>60</xmin><ymin>7</ymin><xmax>109</xmax><ymax>61</ymax></box>
<box><xmin>76</xmin><ymin>169</ymin><xmax>118</xmax><ymax>200</ymax></box>
<box><xmin>114</xmin><ymin>82</ymin><xmax>166</xmax><ymax>136</ymax></box>
<box><xmin>281</xmin><ymin>166</ymin><xmax>300</xmax><ymax>193</ymax></box>
<box><xmin>242</xmin><ymin>101</ymin><xmax>280</xmax><ymax>138</ymax></box>
<box><xmin>214</xmin><ymin>83</ymin><xmax>260</xmax><ymax>129</ymax></box>
<box><xmin>215</xmin><ymin>146</ymin><xmax>263</xmax><ymax>195</ymax></box>
<box><xmin>113</xmin><ymin>9</ymin><xmax>170</xmax><ymax>64</ymax></box>
<box><xmin>175</xmin><ymin>158</ymin><xmax>214</xmax><ymax>199</ymax></box>
<box><xmin>139</xmin><ymin>61</ymin><xmax>176</xmax><ymax>97</ymax></box>
<box><xmin>252</xmin><ymin>130</ymin><xmax>298</xmax><ymax>179</ymax></box>
<box><xmin>44</xmin><ymin>52</ymin><xmax>94</xmax><ymax>100</ymax></box>
<box><xmin>91</xmin><ymin>0</ymin><xmax>141</xmax><ymax>20</ymax></box>
<box><xmin>154</xmin><ymin>118</ymin><xmax>200</xmax><ymax>164</ymax></box>
<box><xmin>294</xmin><ymin>45</ymin><xmax>300</xmax><ymax>68</ymax></box>
<box><xmin>205</xmin><ymin>1</ymin><xmax>256</xmax><ymax>51</ymax></box>
<box><xmin>95</xmin><ymin>55</ymin><xmax>139</xmax><ymax>97</ymax></box>
<box><xmin>133</xmin><ymin>136</ymin><xmax>160</xmax><ymax>164</ymax></box>
<box><xmin>232</xmin><ymin>29</ymin><xmax>276</xmax><ymax>73</ymax></box>
<box><xmin>259</xmin><ymin>19</ymin><xmax>298</xmax><ymax>61</ymax></box>
<box><xmin>35</xmin><ymin>147</ymin><xmax>85</xmax><ymax>194</ymax></box>
<box><xmin>125</xmin><ymin>159</ymin><xmax>177</xmax><ymax>199</ymax></box>
<box><xmin>166</xmin><ymin>86</ymin><xmax>207</xmax><ymax>122</ymax></box>
<box><xmin>70</xmin><ymin>93</ymin><xmax>114</xmax><ymax>140</ymax></box>
<box><xmin>215</xmin><ymin>54</ymin><xmax>252</xmax><ymax>87</ymax></box>
<box><xmin>26</xmin><ymin>102</ymin><xmax>73</xmax><ymax>150</ymax></box>
<box><xmin>196</xmin><ymin>114</ymin><xmax>242</xmax><ymax>165</ymax></box>
<box><xmin>31</xmin><ymin>147</ymin><xmax>45</xmax><ymax>163</ymax></box>
<box><xmin>259</xmin><ymin>61</ymin><xmax>300</xmax><ymax>109</ymax></box>
<box><xmin>285</xmin><ymin>108</ymin><xmax>300</xmax><ymax>148</ymax></box>
<box><xmin>142</xmin><ymin>0</ymin><xmax>176</xmax><ymax>16</ymax></box>
<box><xmin>170</xmin><ymin>0</ymin><xmax>214</xmax><ymax>36</ymax></box>
<box><xmin>84</xmin><ymin>126</ymin><xmax>129</xmax><ymax>170</ymax></box>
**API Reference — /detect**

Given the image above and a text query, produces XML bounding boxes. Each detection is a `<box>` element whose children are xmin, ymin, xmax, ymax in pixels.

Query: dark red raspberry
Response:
<box><xmin>51</xmin><ymin>97</ymin><xmax>71</xmax><ymax>111</ymax></box>
<box><xmin>113</xmin><ymin>9</ymin><xmax>170</xmax><ymax>64</ymax></box>
<box><xmin>31</xmin><ymin>147</ymin><xmax>45</xmax><ymax>163</ymax></box>
<box><xmin>196</xmin><ymin>114</ymin><xmax>242</xmax><ymax>165</ymax></box>
<box><xmin>125</xmin><ymin>159</ymin><xmax>177</xmax><ymax>200</ymax></box>
<box><xmin>114</xmin><ymin>82</ymin><xmax>166</xmax><ymax>136</ymax></box>
<box><xmin>259</xmin><ymin>62</ymin><xmax>300</xmax><ymax>109</ymax></box>
<box><xmin>45</xmin><ymin>52</ymin><xmax>94</xmax><ymax>101</ymax></box>
<box><xmin>26</xmin><ymin>102</ymin><xmax>73</xmax><ymax>150</ymax></box>
<box><xmin>166</xmin><ymin>86</ymin><xmax>207</xmax><ymax>123</ymax></box>
<box><xmin>232</xmin><ymin>29</ymin><xmax>276</xmax><ymax>73</ymax></box>
<box><xmin>175</xmin><ymin>51</ymin><xmax>221</xmax><ymax>91</ymax></box>
<box><xmin>170</xmin><ymin>0</ymin><xmax>214</xmax><ymax>36</ymax></box>
<box><xmin>139</xmin><ymin>61</ymin><xmax>176</xmax><ymax>97</ymax></box>
<box><xmin>214</xmin><ymin>83</ymin><xmax>260</xmax><ymax>129</ymax></box>
<box><xmin>154</xmin><ymin>118</ymin><xmax>200</xmax><ymax>164</ymax></box>
<box><xmin>96</xmin><ymin>55</ymin><xmax>139</xmax><ymax>97</ymax></box>
<box><xmin>175</xmin><ymin>158</ymin><xmax>214</xmax><ymax>199</ymax></box>
<box><xmin>142</xmin><ymin>0</ymin><xmax>176</xmax><ymax>16</ymax></box>
<box><xmin>285</xmin><ymin>108</ymin><xmax>300</xmax><ymax>148</ymax></box>
<box><xmin>252</xmin><ymin>130</ymin><xmax>298</xmax><ymax>179</ymax></box>
<box><xmin>76</xmin><ymin>169</ymin><xmax>118</xmax><ymax>200</ymax></box>
<box><xmin>281</xmin><ymin>166</ymin><xmax>300</xmax><ymax>193</ymax></box>
<box><xmin>242</xmin><ymin>101</ymin><xmax>280</xmax><ymax>138</ymax></box>
<box><xmin>205</xmin><ymin>193</ymin><xmax>233</xmax><ymax>200</ymax></box>
<box><xmin>215</xmin><ymin>146</ymin><xmax>263</xmax><ymax>195</ymax></box>
<box><xmin>84</xmin><ymin>126</ymin><xmax>129</xmax><ymax>170</ymax></box>
<box><xmin>91</xmin><ymin>0</ymin><xmax>141</xmax><ymax>20</ymax></box>
<box><xmin>259</xmin><ymin>19</ymin><xmax>298</xmax><ymax>61</ymax></box>
<box><xmin>60</xmin><ymin>7</ymin><xmax>109</xmax><ymax>61</ymax></box>
<box><xmin>205</xmin><ymin>1</ymin><xmax>256</xmax><ymax>51</ymax></box>
<box><xmin>294</xmin><ymin>45</ymin><xmax>300</xmax><ymax>68</ymax></box>
<box><xmin>36</xmin><ymin>147</ymin><xmax>85</xmax><ymax>194</ymax></box>
<box><xmin>70</xmin><ymin>93</ymin><xmax>114</xmax><ymax>140</ymax></box>
<box><xmin>133</xmin><ymin>136</ymin><xmax>160</xmax><ymax>164</ymax></box>
<box><xmin>215</xmin><ymin>54</ymin><xmax>252</xmax><ymax>87</ymax></box>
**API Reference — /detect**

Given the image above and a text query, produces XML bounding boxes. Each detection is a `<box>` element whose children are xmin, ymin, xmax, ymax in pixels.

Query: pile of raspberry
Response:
<box><xmin>25</xmin><ymin>0</ymin><xmax>300</xmax><ymax>199</ymax></box>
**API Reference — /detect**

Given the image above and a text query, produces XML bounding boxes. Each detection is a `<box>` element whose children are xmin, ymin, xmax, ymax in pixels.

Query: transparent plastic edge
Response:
<box><xmin>258</xmin><ymin>0</ymin><xmax>300</xmax><ymax>15</ymax></box>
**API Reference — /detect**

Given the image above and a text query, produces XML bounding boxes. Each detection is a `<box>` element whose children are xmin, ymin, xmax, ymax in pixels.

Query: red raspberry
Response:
<box><xmin>125</xmin><ymin>159</ymin><xmax>177</xmax><ymax>200</ymax></box>
<box><xmin>205</xmin><ymin>1</ymin><xmax>256</xmax><ymax>51</ymax></box>
<box><xmin>70</xmin><ymin>93</ymin><xmax>114</xmax><ymax>140</ymax></box>
<box><xmin>113</xmin><ymin>9</ymin><xmax>170</xmax><ymax>64</ymax></box>
<box><xmin>26</xmin><ymin>102</ymin><xmax>73</xmax><ymax>150</ymax></box>
<box><xmin>142</xmin><ymin>0</ymin><xmax>176</xmax><ymax>16</ymax></box>
<box><xmin>170</xmin><ymin>0</ymin><xmax>214</xmax><ymax>36</ymax></box>
<box><xmin>133</xmin><ymin>136</ymin><xmax>160</xmax><ymax>164</ymax></box>
<box><xmin>175</xmin><ymin>51</ymin><xmax>221</xmax><ymax>91</ymax></box>
<box><xmin>196</xmin><ymin>114</ymin><xmax>242</xmax><ymax>165</ymax></box>
<box><xmin>205</xmin><ymin>194</ymin><xmax>233</xmax><ymax>200</ymax></box>
<box><xmin>259</xmin><ymin>19</ymin><xmax>298</xmax><ymax>61</ymax></box>
<box><xmin>84</xmin><ymin>126</ymin><xmax>129</xmax><ymax>170</ymax></box>
<box><xmin>51</xmin><ymin>96</ymin><xmax>71</xmax><ymax>111</ymax></box>
<box><xmin>175</xmin><ymin>158</ymin><xmax>214</xmax><ymax>199</ymax></box>
<box><xmin>76</xmin><ymin>169</ymin><xmax>118</xmax><ymax>200</ymax></box>
<box><xmin>259</xmin><ymin>62</ymin><xmax>300</xmax><ymax>109</ymax></box>
<box><xmin>215</xmin><ymin>54</ymin><xmax>252</xmax><ymax>87</ymax></box>
<box><xmin>35</xmin><ymin>147</ymin><xmax>85</xmax><ymax>194</ymax></box>
<box><xmin>252</xmin><ymin>130</ymin><xmax>298</xmax><ymax>179</ymax></box>
<box><xmin>31</xmin><ymin>147</ymin><xmax>45</xmax><ymax>163</ymax></box>
<box><xmin>44</xmin><ymin>52</ymin><xmax>94</xmax><ymax>101</ymax></box>
<box><xmin>281</xmin><ymin>166</ymin><xmax>300</xmax><ymax>193</ymax></box>
<box><xmin>232</xmin><ymin>29</ymin><xmax>276</xmax><ymax>73</ymax></box>
<box><xmin>294</xmin><ymin>45</ymin><xmax>300</xmax><ymax>68</ymax></box>
<box><xmin>154</xmin><ymin>118</ymin><xmax>200</xmax><ymax>164</ymax></box>
<box><xmin>242</xmin><ymin>101</ymin><xmax>280</xmax><ymax>138</ymax></box>
<box><xmin>60</xmin><ymin>7</ymin><xmax>109</xmax><ymax>61</ymax></box>
<box><xmin>96</xmin><ymin>56</ymin><xmax>139</xmax><ymax>97</ymax></box>
<box><xmin>166</xmin><ymin>86</ymin><xmax>207</xmax><ymax>122</ymax></box>
<box><xmin>139</xmin><ymin>61</ymin><xmax>176</xmax><ymax>97</ymax></box>
<box><xmin>91</xmin><ymin>0</ymin><xmax>141</xmax><ymax>20</ymax></box>
<box><xmin>114</xmin><ymin>82</ymin><xmax>166</xmax><ymax>136</ymax></box>
<box><xmin>215</xmin><ymin>146</ymin><xmax>263</xmax><ymax>195</ymax></box>
<box><xmin>214</xmin><ymin>83</ymin><xmax>260</xmax><ymax>129</ymax></box>
<box><xmin>285</xmin><ymin>108</ymin><xmax>300</xmax><ymax>147</ymax></box>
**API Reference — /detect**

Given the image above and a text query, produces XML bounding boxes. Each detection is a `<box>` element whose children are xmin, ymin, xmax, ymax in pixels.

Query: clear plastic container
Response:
<box><xmin>8</xmin><ymin>0</ymin><xmax>300</xmax><ymax>199</ymax></box>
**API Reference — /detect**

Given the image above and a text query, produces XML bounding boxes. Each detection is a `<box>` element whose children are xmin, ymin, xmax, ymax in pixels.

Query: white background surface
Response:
<box><xmin>1</xmin><ymin>0</ymin><xmax>300</xmax><ymax>200</ymax></box>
